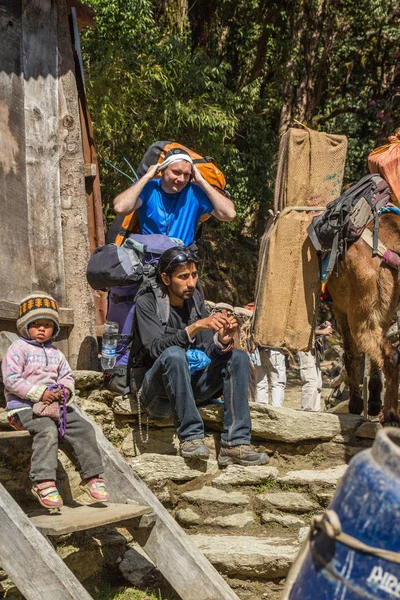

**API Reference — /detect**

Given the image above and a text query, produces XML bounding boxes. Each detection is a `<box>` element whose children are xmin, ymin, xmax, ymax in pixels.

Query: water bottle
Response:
<box><xmin>101</xmin><ymin>321</ymin><xmax>119</xmax><ymax>370</ymax></box>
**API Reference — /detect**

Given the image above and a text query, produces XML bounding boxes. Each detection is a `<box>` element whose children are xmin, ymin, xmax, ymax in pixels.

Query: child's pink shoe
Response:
<box><xmin>80</xmin><ymin>477</ymin><xmax>109</xmax><ymax>502</ymax></box>
<box><xmin>31</xmin><ymin>481</ymin><xmax>63</xmax><ymax>508</ymax></box>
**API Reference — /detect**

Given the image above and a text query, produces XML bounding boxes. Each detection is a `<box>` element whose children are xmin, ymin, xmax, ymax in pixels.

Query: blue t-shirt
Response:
<box><xmin>138</xmin><ymin>179</ymin><xmax>213</xmax><ymax>245</ymax></box>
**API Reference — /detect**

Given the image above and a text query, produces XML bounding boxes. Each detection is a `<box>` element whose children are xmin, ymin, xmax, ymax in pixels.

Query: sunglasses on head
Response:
<box><xmin>163</xmin><ymin>251</ymin><xmax>198</xmax><ymax>273</ymax></box>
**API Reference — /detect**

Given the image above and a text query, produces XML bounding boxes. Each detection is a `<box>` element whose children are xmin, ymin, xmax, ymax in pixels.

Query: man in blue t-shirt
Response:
<box><xmin>113</xmin><ymin>148</ymin><xmax>236</xmax><ymax>245</ymax></box>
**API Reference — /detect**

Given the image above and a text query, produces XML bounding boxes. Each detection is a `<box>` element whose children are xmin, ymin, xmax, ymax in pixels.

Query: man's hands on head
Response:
<box><xmin>113</xmin><ymin>163</ymin><xmax>161</xmax><ymax>214</ymax></box>
<box><xmin>145</xmin><ymin>163</ymin><xmax>161</xmax><ymax>180</ymax></box>
<box><xmin>192</xmin><ymin>165</ymin><xmax>204</xmax><ymax>185</ymax></box>
<box><xmin>186</xmin><ymin>313</ymin><xmax>238</xmax><ymax>346</ymax></box>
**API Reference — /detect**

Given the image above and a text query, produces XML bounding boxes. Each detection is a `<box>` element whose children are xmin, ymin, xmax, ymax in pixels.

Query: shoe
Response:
<box><xmin>31</xmin><ymin>481</ymin><xmax>63</xmax><ymax>508</ymax></box>
<box><xmin>80</xmin><ymin>477</ymin><xmax>110</xmax><ymax>502</ymax></box>
<box><xmin>180</xmin><ymin>439</ymin><xmax>210</xmax><ymax>460</ymax></box>
<box><xmin>218</xmin><ymin>445</ymin><xmax>269</xmax><ymax>467</ymax></box>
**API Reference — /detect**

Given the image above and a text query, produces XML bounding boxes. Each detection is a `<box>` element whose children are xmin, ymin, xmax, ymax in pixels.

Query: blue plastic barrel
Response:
<box><xmin>284</xmin><ymin>427</ymin><xmax>400</xmax><ymax>599</ymax></box>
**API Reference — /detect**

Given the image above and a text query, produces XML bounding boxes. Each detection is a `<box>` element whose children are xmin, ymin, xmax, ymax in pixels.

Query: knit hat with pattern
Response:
<box><xmin>16</xmin><ymin>292</ymin><xmax>60</xmax><ymax>338</ymax></box>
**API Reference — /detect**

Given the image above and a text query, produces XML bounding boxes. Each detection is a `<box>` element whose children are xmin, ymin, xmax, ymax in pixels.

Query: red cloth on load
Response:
<box><xmin>368</xmin><ymin>136</ymin><xmax>400</xmax><ymax>202</ymax></box>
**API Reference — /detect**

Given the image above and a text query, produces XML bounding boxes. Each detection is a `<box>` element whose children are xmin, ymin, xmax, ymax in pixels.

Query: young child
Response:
<box><xmin>2</xmin><ymin>291</ymin><xmax>109</xmax><ymax>508</ymax></box>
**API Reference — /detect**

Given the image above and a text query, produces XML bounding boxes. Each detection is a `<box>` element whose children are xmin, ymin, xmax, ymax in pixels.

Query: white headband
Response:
<box><xmin>158</xmin><ymin>153</ymin><xmax>193</xmax><ymax>171</ymax></box>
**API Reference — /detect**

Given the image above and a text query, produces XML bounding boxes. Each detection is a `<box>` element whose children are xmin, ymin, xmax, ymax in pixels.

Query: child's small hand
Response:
<box><xmin>41</xmin><ymin>389</ymin><xmax>59</xmax><ymax>404</ymax></box>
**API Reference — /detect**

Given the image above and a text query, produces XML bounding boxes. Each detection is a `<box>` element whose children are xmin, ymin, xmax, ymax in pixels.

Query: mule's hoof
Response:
<box><xmin>348</xmin><ymin>398</ymin><xmax>363</xmax><ymax>415</ymax></box>
<box><xmin>383</xmin><ymin>420</ymin><xmax>400</xmax><ymax>428</ymax></box>
<box><xmin>368</xmin><ymin>401</ymin><xmax>382</xmax><ymax>417</ymax></box>
<box><xmin>378</xmin><ymin>411</ymin><xmax>400</xmax><ymax>427</ymax></box>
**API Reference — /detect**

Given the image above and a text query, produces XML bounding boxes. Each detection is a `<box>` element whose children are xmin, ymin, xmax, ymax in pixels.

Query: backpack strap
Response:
<box><xmin>190</xmin><ymin>289</ymin><xmax>204</xmax><ymax>321</ymax></box>
<box><xmin>149</xmin><ymin>281</ymin><xmax>170</xmax><ymax>327</ymax></box>
<box><xmin>373</xmin><ymin>209</ymin><xmax>380</xmax><ymax>256</ymax></box>
<box><xmin>307</xmin><ymin>222</ymin><xmax>324</xmax><ymax>253</ymax></box>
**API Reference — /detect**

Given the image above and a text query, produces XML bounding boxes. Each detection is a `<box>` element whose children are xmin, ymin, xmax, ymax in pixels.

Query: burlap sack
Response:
<box><xmin>255</xmin><ymin>126</ymin><xmax>348</xmax><ymax>351</ymax></box>
<box><xmin>253</xmin><ymin>209</ymin><xmax>320</xmax><ymax>351</ymax></box>
<box><xmin>368</xmin><ymin>140</ymin><xmax>400</xmax><ymax>202</ymax></box>
<box><xmin>274</xmin><ymin>128</ymin><xmax>348</xmax><ymax>212</ymax></box>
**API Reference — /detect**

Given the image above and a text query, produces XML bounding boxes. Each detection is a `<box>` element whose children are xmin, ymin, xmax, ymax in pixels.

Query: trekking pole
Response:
<box><xmin>104</xmin><ymin>159</ymin><xmax>137</xmax><ymax>183</ymax></box>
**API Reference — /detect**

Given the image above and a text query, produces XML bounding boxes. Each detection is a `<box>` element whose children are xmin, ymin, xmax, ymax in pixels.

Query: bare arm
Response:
<box><xmin>113</xmin><ymin>164</ymin><xmax>159</xmax><ymax>215</ymax></box>
<box><xmin>192</xmin><ymin>166</ymin><xmax>236</xmax><ymax>222</ymax></box>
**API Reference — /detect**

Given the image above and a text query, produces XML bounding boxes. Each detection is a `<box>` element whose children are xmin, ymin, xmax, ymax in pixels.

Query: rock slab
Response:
<box><xmin>200</xmin><ymin>404</ymin><xmax>366</xmax><ymax>443</ymax></box>
<box><xmin>258</xmin><ymin>491</ymin><xmax>318</xmax><ymax>513</ymax></box>
<box><xmin>192</xmin><ymin>534</ymin><xmax>298</xmax><ymax>578</ymax></box>
<box><xmin>278</xmin><ymin>465</ymin><xmax>347</xmax><ymax>488</ymax></box>
<box><xmin>129</xmin><ymin>454</ymin><xmax>219</xmax><ymax>484</ymax></box>
<box><xmin>212</xmin><ymin>465</ymin><xmax>279</xmax><ymax>488</ymax></box>
<box><xmin>182</xmin><ymin>486</ymin><xmax>250</xmax><ymax>506</ymax></box>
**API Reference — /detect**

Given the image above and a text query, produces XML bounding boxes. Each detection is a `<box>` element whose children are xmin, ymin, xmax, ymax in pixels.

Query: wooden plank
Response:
<box><xmin>0</xmin><ymin>331</ymin><xmax>18</xmax><ymax>360</ymax></box>
<box><xmin>0</xmin><ymin>431</ymin><xmax>31</xmax><ymax>440</ymax></box>
<box><xmin>57</xmin><ymin>0</ymin><xmax>98</xmax><ymax>368</ymax></box>
<box><xmin>0</xmin><ymin>482</ymin><xmax>94</xmax><ymax>600</ymax></box>
<box><xmin>75</xmin><ymin>407</ymin><xmax>241</xmax><ymax>600</ymax></box>
<box><xmin>22</xmin><ymin>0</ymin><xmax>66</xmax><ymax>303</ymax></box>
<box><xmin>0</xmin><ymin>0</ymin><xmax>33</xmax><ymax>303</ymax></box>
<box><xmin>66</xmin><ymin>0</ymin><xmax>95</xmax><ymax>30</ymax></box>
<box><xmin>28</xmin><ymin>502</ymin><xmax>152</xmax><ymax>536</ymax></box>
<box><xmin>84</xmin><ymin>163</ymin><xmax>97</xmax><ymax>177</ymax></box>
<box><xmin>0</xmin><ymin>300</ymin><xmax>74</xmax><ymax>326</ymax></box>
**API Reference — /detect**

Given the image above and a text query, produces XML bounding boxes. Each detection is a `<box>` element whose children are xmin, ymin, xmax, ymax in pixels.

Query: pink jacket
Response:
<box><xmin>2</xmin><ymin>338</ymin><xmax>75</xmax><ymax>412</ymax></box>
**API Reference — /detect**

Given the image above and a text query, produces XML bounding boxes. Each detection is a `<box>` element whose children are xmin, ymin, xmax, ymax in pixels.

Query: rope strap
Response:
<box><xmin>312</xmin><ymin>510</ymin><xmax>400</xmax><ymax>564</ymax></box>
<box><xmin>48</xmin><ymin>384</ymin><xmax>68</xmax><ymax>437</ymax></box>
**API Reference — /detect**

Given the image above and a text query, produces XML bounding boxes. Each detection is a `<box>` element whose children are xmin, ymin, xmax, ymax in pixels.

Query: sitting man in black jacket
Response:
<box><xmin>131</xmin><ymin>246</ymin><xmax>268</xmax><ymax>466</ymax></box>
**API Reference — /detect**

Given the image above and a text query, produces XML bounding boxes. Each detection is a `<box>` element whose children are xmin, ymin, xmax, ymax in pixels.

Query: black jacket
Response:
<box><xmin>131</xmin><ymin>288</ymin><xmax>222</xmax><ymax>369</ymax></box>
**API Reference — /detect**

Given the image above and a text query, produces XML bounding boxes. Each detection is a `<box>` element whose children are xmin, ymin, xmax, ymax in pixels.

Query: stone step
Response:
<box><xmin>27</xmin><ymin>502</ymin><xmax>153</xmax><ymax>536</ymax></box>
<box><xmin>191</xmin><ymin>534</ymin><xmax>300</xmax><ymax>580</ymax></box>
<box><xmin>261</xmin><ymin>512</ymin><xmax>305</xmax><ymax>528</ymax></box>
<box><xmin>278</xmin><ymin>464</ymin><xmax>347</xmax><ymax>489</ymax></box>
<box><xmin>181</xmin><ymin>487</ymin><xmax>250</xmax><ymax>507</ymax></box>
<box><xmin>129</xmin><ymin>454</ymin><xmax>219</xmax><ymax>485</ymax></box>
<box><xmin>256</xmin><ymin>491</ymin><xmax>319</xmax><ymax>513</ymax></box>
<box><xmin>199</xmin><ymin>404</ymin><xmax>367</xmax><ymax>444</ymax></box>
<box><xmin>212</xmin><ymin>465</ymin><xmax>279</xmax><ymax>488</ymax></box>
<box><xmin>176</xmin><ymin>507</ymin><xmax>256</xmax><ymax>530</ymax></box>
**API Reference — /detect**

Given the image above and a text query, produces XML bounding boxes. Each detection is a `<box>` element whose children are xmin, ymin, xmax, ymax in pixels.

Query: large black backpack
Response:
<box><xmin>307</xmin><ymin>174</ymin><xmax>391</xmax><ymax>276</ymax></box>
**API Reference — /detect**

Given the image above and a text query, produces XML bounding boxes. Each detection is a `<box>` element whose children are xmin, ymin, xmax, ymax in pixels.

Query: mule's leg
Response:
<box><xmin>379</xmin><ymin>339</ymin><xmax>399</xmax><ymax>425</ymax></box>
<box><xmin>347</xmin><ymin>317</ymin><xmax>399</xmax><ymax>425</ymax></box>
<box><xmin>368</xmin><ymin>361</ymin><xmax>383</xmax><ymax>417</ymax></box>
<box><xmin>334</xmin><ymin>310</ymin><xmax>363</xmax><ymax>414</ymax></box>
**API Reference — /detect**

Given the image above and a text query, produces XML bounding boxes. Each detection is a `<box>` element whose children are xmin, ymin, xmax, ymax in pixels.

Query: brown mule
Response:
<box><xmin>327</xmin><ymin>213</ymin><xmax>400</xmax><ymax>426</ymax></box>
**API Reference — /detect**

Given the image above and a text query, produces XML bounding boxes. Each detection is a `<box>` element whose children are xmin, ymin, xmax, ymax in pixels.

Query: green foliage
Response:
<box><xmin>93</xmin><ymin>583</ymin><xmax>164</xmax><ymax>600</ymax></box>
<box><xmin>81</xmin><ymin>0</ymin><xmax>400</xmax><ymax>237</ymax></box>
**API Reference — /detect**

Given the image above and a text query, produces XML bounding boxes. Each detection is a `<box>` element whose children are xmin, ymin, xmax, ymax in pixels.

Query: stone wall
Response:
<box><xmin>0</xmin><ymin>371</ymin><xmax>380</xmax><ymax>599</ymax></box>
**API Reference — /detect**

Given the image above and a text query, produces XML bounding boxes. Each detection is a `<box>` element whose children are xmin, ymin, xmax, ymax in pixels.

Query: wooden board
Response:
<box><xmin>0</xmin><ymin>430</ymin><xmax>31</xmax><ymax>440</ymax></box>
<box><xmin>22</xmin><ymin>0</ymin><xmax>66</xmax><ymax>302</ymax></box>
<box><xmin>0</xmin><ymin>0</ymin><xmax>32</xmax><ymax>302</ymax></box>
<box><xmin>0</xmin><ymin>300</ymin><xmax>74</xmax><ymax>326</ymax></box>
<box><xmin>0</xmin><ymin>482</ymin><xmax>94</xmax><ymax>600</ymax></box>
<box><xmin>66</xmin><ymin>0</ymin><xmax>95</xmax><ymax>30</ymax></box>
<box><xmin>75</xmin><ymin>407</ymin><xmax>241</xmax><ymax>600</ymax></box>
<box><xmin>28</xmin><ymin>502</ymin><xmax>152</xmax><ymax>536</ymax></box>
